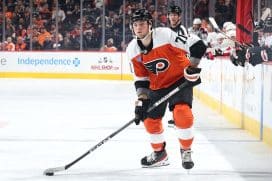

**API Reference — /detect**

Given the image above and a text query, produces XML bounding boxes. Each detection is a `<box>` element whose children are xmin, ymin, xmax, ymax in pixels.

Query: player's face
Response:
<box><xmin>132</xmin><ymin>20</ymin><xmax>150</xmax><ymax>39</ymax></box>
<box><xmin>168</xmin><ymin>13</ymin><xmax>180</xmax><ymax>27</ymax></box>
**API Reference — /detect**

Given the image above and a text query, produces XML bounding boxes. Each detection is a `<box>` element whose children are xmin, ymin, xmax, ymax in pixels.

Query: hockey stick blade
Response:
<box><xmin>43</xmin><ymin>166</ymin><xmax>65</xmax><ymax>176</ymax></box>
<box><xmin>43</xmin><ymin>79</ymin><xmax>200</xmax><ymax>176</ymax></box>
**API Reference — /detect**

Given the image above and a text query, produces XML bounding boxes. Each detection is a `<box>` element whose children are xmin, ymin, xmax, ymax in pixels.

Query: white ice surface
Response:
<box><xmin>0</xmin><ymin>79</ymin><xmax>272</xmax><ymax>181</ymax></box>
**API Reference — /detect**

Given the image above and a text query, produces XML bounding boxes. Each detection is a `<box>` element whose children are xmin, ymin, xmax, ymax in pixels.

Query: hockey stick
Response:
<box><xmin>43</xmin><ymin>78</ymin><xmax>201</xmax><ymax>176</ymax></box>
<box><xmin>237</xmin><ymin>11</ymin><xmax>255</xmax><ymax>35</ymax></box>
<box><xmin>208</xmin><ymin>17</ymin><xmax>252</xmax><ymax>48</ymax></box>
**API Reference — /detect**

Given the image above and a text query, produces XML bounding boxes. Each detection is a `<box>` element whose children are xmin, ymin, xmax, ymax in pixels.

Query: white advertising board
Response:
<box><xmin>221</xmin><ymin>58</ymin><xmax>244</xmax><ymax>112</ymax></box>
<box><xmin>242</xmin><ymin>64</ymin><xmax>262</xmax><ymax>121</ymax></box>
<box><xmin>0</xmin><ymin>52</ymin><xmax>123</xmax><ymax>74</ymax></box>
<box><xmin>199</xmin><ymin>58</ymin><xmax>222</xmax><ymax>102</ymax></box>
<box><xmin>263</xmin><ymin>64</ymin><xmax>272</xmax><ymax>128</ymax></box>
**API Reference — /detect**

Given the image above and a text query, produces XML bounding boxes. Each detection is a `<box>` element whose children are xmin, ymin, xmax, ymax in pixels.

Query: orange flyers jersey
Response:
<box><xmin>126</xmin><ymin>27</ymin><xmax>200</xmax><ymax>90</ymax></box>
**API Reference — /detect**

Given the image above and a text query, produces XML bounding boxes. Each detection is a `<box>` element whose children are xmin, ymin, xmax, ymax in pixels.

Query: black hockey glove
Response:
<box><xmin>184</xmin><ymin>66</ymin><xmax>202</xmax><ymax>82</ymax></box>
<box><xmin>230</xmin><ymin>54</ymin><xmax>239</xmax><ymax>66</ymax></box>
<box><xmin>215</xmin><ymin>48</ymin><xmax>223</xmax><ymax>56</ymax></box>
<box><xmin>134</xmin><ymin>98</ymin><xmax>150</xmax><ymax>125</ymax></box>
<box><xmin>230</xmin><ymin>46</ymin><xmax>247</xmax><ymax>67</ymax></box>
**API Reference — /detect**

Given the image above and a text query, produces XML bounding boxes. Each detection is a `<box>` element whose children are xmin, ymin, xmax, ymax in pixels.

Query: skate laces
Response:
<box><xmin>146</xmin><ymin>150</ymin><xmax>164</xmax><ymax>162</ymax></box>
<box><xmin>146</xmin><ymin>152</ymin><xmax>157</xmax><ymax>162</ymax></box>
<box><xmin>182</xmin><ymin>150</ymin><xmax>193</xmax><ymax>162</ymax></box>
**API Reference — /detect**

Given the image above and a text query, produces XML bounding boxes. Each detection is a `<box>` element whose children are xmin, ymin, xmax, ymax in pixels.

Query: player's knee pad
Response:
<box><xmin>173</xmin><ymin>104</ymin><xmax>193</xmax><ymax>129</ymax></box>
<box><xmin>144</xmin><ymin>117</ymin><xmax>163</xmax><ymax>134</ymax></box>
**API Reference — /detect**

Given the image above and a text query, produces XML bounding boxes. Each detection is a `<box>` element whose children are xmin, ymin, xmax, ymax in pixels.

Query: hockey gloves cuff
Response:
<box><xmin>184</xmin><ymin>66</ymin><xmax>201</xmax><ymax>82</ymax></box>
<box><xmin>134</xmin><ymin>98</ymin><xmax>150</xmax><ymax>125</ymax></box>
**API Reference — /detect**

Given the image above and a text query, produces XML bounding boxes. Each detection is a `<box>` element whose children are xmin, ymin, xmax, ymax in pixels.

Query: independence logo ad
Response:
<box><xmin>18</xmin><ymin>57</ymin><xmax>80</xmax><ymax>67</ymax></box>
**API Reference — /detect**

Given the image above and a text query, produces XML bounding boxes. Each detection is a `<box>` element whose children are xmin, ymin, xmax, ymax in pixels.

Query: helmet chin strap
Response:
<box><xmin>135</xmin><ymin>30</ymin><xmax>152</xmax><ymax>41</ymax></box>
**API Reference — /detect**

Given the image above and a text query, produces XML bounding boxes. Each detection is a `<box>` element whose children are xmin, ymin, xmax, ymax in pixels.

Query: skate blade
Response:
<box><xmin>142</xmin><ymin>158</ymin><xmax>170</xmax><ymax>168</ymax></box>
<box><xmin>182</xmin><ymin>162</ymin><xmax>194</xmax><ymax>172</ymax></box>
<box><xmin>167</xmin><ymin>124</ymin><xmax>175</xmax><ymax>128</ymax></box>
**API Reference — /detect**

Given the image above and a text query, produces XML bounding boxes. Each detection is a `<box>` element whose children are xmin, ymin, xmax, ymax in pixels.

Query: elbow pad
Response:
<box><xmin>190</xmin><ymin>40</ymin><xmax>207</xmax><ymax>59</ymax></box>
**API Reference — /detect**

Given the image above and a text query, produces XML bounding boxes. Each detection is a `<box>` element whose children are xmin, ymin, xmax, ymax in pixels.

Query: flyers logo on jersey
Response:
<box><xmin>144</xmin><ymin>58</ymin><xmax>170</xmax><ymax>74</ymax></box>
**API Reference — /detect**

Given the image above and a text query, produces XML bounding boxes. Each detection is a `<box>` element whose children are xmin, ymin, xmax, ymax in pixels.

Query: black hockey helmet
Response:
<box><xmin>130</xmin><ymin>8</ymin><xmax>153</xmax><ymax>24</ymax></box>
<box><xmin>168</xmin><ymin>5</ymin><xmax>182</xmax><ymax>15</ymax></box>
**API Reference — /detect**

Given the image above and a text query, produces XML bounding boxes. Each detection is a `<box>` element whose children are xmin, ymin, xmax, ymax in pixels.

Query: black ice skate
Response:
<box><xmin>167</xmin><ymin>119</ymin><xmax>175</xmax><ymax>128</ymax></box>
<box><xmin>181</xmin><ymin>149</ymin><xmax>194</xmax><ymax>169</ymax></box>
<box><xmin>141</xmin><ymin>149</ymin><xmax>169</xmax><ymax>168</ymax></box>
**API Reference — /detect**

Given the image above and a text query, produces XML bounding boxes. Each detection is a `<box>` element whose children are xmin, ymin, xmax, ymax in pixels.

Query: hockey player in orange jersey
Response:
<box><xmin>126</xmin><ymin>8</ymin><xmax>206</xmax><ymax>169</ymax></box>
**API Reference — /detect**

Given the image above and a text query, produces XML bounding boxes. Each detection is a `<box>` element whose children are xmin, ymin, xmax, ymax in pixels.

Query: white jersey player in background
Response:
<box><xmin>168</xmin><ymin>5</ymin><xmax>188</xmax><ymax>37</ymax></box>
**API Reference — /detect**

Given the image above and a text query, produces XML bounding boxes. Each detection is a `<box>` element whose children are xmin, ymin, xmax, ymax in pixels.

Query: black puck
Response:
<box><xmin>45</xmin><ymin>172</ymin><xmax>54</xmax><ymax>176</ymax></box>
